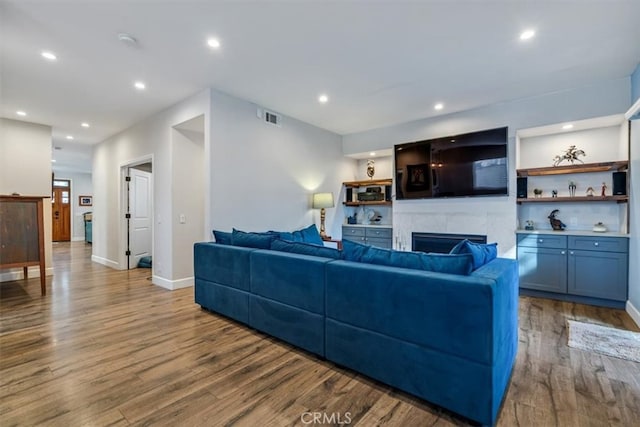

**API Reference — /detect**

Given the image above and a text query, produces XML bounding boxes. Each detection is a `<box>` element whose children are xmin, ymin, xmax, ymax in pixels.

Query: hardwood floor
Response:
<box><xmin>1</xmin><ymin>242</ymin><xmax>639</xmax><ymax>426</ymax></box>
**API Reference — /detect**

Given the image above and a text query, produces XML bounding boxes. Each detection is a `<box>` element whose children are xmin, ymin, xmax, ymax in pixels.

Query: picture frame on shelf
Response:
<box><xmin>79</xmin><ymin>195</ymin><xmax>93</xmax><ymax>206</ymax></box>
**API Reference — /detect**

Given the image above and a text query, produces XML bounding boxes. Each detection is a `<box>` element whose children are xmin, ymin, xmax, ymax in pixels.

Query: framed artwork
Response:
<box><xmin>79</xmin><ymin>195</ymin><xmax>93</xmax><ymax>206</ymax></box>
<box><xmin>406</xmin><ymin>164</ymin><xmax>429</xmax><ymax>192</ymax></box>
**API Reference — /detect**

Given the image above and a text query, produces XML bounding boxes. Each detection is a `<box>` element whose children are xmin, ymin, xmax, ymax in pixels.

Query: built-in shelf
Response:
<box><xmin>517</xmin><ymin>195</ymin><xmax>628</xmax><ymax>204</ymax></box>
<box><xmin>517</xmin><ymin>161</ymin><xmax>628</xmax><ymax>177</ymax></box>
<box><xmin>344</xmin><ymin>201</ymin><xmax>392</xmax><ymax>206</ymax></box>
<box><xmin>343</xmin><ymin>178</ymin><xmax>392</xmax><ymax>206</ymax></box>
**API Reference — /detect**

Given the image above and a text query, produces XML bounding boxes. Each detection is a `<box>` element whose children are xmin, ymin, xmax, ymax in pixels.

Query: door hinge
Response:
<box><xmin>125</xmin><ymin>176</ymin><xmax>131</xmax><ymax>182</ymax></box>
<box><xmin>125</xmin><ymin>213</ymin><xmax>131</xmax><ymax>219</ymax></box>
<box><xmin>125</xmin><ymin>250</ymin><xmax>131</xmax><ymax>256</ymax></box>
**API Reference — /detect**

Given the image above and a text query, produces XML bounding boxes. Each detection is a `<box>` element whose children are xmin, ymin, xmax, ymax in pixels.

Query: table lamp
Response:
<box><xmin>312</xmin><ymin>192</ymin><xmax>334</xmax><ymax>239</ymax></box>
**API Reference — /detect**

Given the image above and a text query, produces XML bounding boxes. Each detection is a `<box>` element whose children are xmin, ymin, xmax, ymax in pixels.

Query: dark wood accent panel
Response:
<box><xmin>0</xmin><ymin>195</ymin><xmax>47</xmax><ymax>295</ymax></box>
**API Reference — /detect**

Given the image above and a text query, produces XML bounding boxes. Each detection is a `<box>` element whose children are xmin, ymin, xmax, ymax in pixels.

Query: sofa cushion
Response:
<box><xmin>349</xmin><ymin>241</ymin><xmax>473</xmax><ymax>275</ymax></box>
<box><xmin>212</xmin><ymin>229</ymin><xmax>232</xmax><ymax>245</ymax></box>
<box><xmin>341</xmin><ymin>239</ymin><xmax>370</xmax><ymax>262</ymax></box>
<box><xmin>231</xmin><ymin>229</ymin><xmax>275</xmax><ymax>249</ymax></box>
<box><xmin>450</xmin><ymin>239</ymin><xmax>498</xmax><ymax>270</ymax></box>
<box><xmin>271</xmin><ymin>239</ymin><xmax>341</xmax><ymax>259</ymax></box>
<box><xmin>273</xmin><ymin>225</ymin><xmax>323</xmax><ymax>245</ymax></box>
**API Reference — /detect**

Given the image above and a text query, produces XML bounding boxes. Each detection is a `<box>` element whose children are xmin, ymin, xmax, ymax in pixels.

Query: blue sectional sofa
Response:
<box><xmin>194</xmin><ymin>241</ymin><xmax>518</xmax><ymax>426</ymax></box>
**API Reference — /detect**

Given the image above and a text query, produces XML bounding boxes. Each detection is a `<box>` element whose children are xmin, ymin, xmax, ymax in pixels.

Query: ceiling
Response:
<box><xmin>2</xmin><ymin>1</ymin><xmax>640</xmax><ymax>173</ymax></box>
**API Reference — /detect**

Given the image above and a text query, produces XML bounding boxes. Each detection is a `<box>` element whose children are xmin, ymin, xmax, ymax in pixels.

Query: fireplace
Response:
<box><xmin>412</xmin><ymin>232</ymin><xmax>487</xmax><ymax>254</ymax></box>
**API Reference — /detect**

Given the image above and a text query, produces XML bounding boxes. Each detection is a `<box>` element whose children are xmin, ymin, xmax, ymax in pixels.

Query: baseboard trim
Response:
<box><xmin>72</xmin><ymin>236</ymin><xmax>86</xmax><ymax>242</ymax></box>
<box><xmin>152</xmin><ymin>275</ymin><xmax>194</xmax><ymax>290</ymax></box>
<box><xmin>626</xmin><ymin>301</ymin><xmax>640</xmax><ymax>328</ymax></box>
<box><xmin>0</xmin><ymin>266</ymin><xmax>54</xmax><ymax>283</ymax></box>
<box><xmin>91</xmin><ymin>255</ymin><xmax>121</xmax><ymax>270</ymax></box>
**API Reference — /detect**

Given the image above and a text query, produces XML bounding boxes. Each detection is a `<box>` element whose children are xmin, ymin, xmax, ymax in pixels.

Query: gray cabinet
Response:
<box><xmin>342</xmin><ymin>226</ymin><xmax>392</xmax><ymax>249</ymax></box>
<box><xmin>517</xmin><ymin>233</ymin><xmax>628</xmax><ymax>307</ymax></box>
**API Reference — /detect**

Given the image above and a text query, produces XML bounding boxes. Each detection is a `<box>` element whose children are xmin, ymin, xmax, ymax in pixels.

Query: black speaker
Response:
<box><xmin>346</xmin><ymin>188</ymin><xmax>353</xmax><ymax>202</ymax></box>
<box><xmin>384</xmin><ymin>185</ymin><xmax>392</xmax><ymax>201</ymax></box>
<box><xmin>612</xmin><ymin>171</ymin><xmax>627</xmax><ymax>195</ymax></box>
<box><xmin>516</xmin><ymin>177</ymin><xmax>528</xmax><ymax>198</ymax></box>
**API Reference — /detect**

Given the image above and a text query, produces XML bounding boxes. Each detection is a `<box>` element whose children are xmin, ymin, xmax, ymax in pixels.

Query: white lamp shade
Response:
<box><xmin>312</xmin><ymin>192</ymin><xmax>334</xmax><ymax>209</ymax></box>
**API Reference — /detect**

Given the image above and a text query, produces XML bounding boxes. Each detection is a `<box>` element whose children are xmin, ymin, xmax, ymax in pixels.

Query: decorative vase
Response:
<box><xmin>367</xmin><ymin>159</ymin><xmax>375</xmax><ymax>179</ymax></box>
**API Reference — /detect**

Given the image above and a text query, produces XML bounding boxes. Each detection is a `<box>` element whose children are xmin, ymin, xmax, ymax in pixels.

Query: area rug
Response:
<box><xmin>567</xmin><ymin>320</ymin><xmax>640</xmax><ymax>363</ymax></box>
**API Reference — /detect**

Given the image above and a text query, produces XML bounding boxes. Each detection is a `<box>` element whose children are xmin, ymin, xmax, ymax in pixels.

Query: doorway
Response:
<box><xmin>52</xmin><ymin>179</ymin><xmax>71</xmax><ymax>241</ymax></box>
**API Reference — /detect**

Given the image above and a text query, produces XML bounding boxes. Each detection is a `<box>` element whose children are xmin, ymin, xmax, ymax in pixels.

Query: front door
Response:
<box><xmin>52</xmin><ymin>180</ymin><xmax>71</xmax><ymax>241</ymax></box>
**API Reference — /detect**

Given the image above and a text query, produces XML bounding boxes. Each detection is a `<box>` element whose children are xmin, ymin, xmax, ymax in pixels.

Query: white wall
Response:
<box><xmin>53</xmin><ymin>171</ymin><xmax>93</xmax><ymax>240</ymax></box>
<box><xmin>92</xmin><ymin>89</ymin><xmax>210</xmax><ymax>288</ymax></box>
<box><xmin>342</xmin><ymin>77</ymin><xmax>631</xmax><ymax>257</ymax></box>
<box><xmin>208</xmin><ymin>90</ymin><xmax>356</xmax><ymax>240</ymax></box>
<box><xmin>0</xmin><ymin>118</ymin><xmax>53</xmax><ymax>280</ymax></box>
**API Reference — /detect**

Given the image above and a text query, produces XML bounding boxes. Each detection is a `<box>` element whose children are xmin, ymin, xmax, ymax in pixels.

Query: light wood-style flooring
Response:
<box><xmin>1</xmin><ymin>242</ymin><xmax>639</xmax><ymax>426</ymax></box>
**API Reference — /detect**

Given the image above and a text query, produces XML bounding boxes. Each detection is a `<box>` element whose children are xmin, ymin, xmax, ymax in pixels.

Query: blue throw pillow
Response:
<box><xmin>231</xmin><ymin>229</ymin><xmax>275</xmax><ymax>249</ymax></box>
<box><xmin>294</xmin><ymin>224</ymin><xmax>324</xmax><ymax>245</ymax></box>
<box><xmin>341</xmin><ymin>239</ymin><xmax>370</xmax><ymax>262</ymax></box>
<box><xmin>271</xmin><ymin>239</ymin><xmax>341</xmax><ymax>259</ymax></box>
<box><xmin>419</xmin><ymin>252</ymin><xmax>474</xmax><ymax>275</ymax></box>
<box><xmin>450</xmin><ymin>239</ymin><xmax>498</xmax><ymax>270</ymax></box>
<box><xmin>212</xmin><ymin>229</ymin><xmax>232</xmax><ymax>245</ymax></box>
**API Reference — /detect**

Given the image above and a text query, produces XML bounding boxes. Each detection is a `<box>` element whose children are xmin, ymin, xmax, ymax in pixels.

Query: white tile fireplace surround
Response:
<box><xmin>392</xmin><ymin>202</ymin><xmax>518</xmax><ymax>258</ymax></box>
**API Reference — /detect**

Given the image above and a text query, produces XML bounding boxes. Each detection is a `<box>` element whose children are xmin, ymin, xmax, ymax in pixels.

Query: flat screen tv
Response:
<box><xmin>394</xmin><ymin>126</ymin><xmax>508</xmax><ymax>199</ymax></box>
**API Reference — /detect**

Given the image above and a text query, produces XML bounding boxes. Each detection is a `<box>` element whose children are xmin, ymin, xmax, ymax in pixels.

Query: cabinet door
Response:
<box><xmin>365</xmin><ymin>237</ymin><xmax>392</xmax><ymax>249</ymax></box>
<box><xmin>568</xmin><ymin>250</ymin><xmax>628</xmax><ymax>301</ymax></box>
<box><xmin>517</xmin><ymin>246</ymin><xmax>567</xmax><ymax>293</ymax></box>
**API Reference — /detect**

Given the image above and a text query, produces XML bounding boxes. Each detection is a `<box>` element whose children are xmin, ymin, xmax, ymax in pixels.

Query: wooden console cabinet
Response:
<box><xmin>0</xmin><ymin>195</ymin><xmax>47</xmax><ymax>295</ymax></box>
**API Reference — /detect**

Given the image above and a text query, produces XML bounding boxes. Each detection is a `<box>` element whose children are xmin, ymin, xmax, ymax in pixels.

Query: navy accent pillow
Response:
<box><xmin>341</xmin><ymin>239</ymin><xmax>370</xmax><ymax>262</ymax></box>
<box><xmin>450</xmin><ymin>239</ymin><xmax>498</xmax><ymax>270</ymax></box>
<box><xmin>212</xmin><ymin>230</ymin><xmax>232</xmax><ymax>245</ymax></box>
<box><xmin>277</xmin><ymin>225</ymin><xmax>324</xmax><ymax>245</ymax></box>
<box><xmin>231</xmin><ymin>229</ymin><xmax>275</xmax><ymax>249</ymax></box>
<box><xmin>271</xmin><ymin>239</ymin><xmax>341</xmax><ymax>259</ymax></box>
<box><xmin>295</xmin><ymin>224</ymin><xmax>324</xmax><ymax>245</ymax></box>
<box><xmin>419</xmin><ymin>252</ymin><xmax>474</xmax><ymax>275</ymax></box>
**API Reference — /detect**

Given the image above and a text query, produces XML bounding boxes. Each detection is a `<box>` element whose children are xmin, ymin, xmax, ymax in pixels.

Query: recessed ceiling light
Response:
<box><xmin>369</xmin><ymin>152</ymin><xmax>376</xmax><ymax>156</ymax></box>
<box><xmin>41</xmin><ymin>51</ymin><xmax>57</xmax><ymax>61</ymax></box>
<box><xmin>134</xmin><ymin>81</ymin><xmax>146</xmax><ymax>90</ymax></box>
<box><xmin>434</xmin><ymin>103</ymin><xmax>444</xmax><ymax>110</ymax></box>
<box><xmin>66</xmin><ymin>135</ymin><xmax>74</xmax><ymax>140</ymax></box>
<box><xmin>318</xmin><ymin>94</ymin><xmax>329</xmax><ymax>104</ymax></box>
<box><xmin>520</xmin><ymin>29</ymin><xmax>536</xmax><ymax>41</ymax></box>
<box><xmin>207</xmin><ymin>38</ymin><xmax>221</xmax><ymax>49</ymax></box>
<box><xmin>562</xmin><ymin>124</ymin><xmax>574</xmax><ymax>130</ymax></box>
<box><xmin>118</xmin><ymin>33</ymin><xmax>138</xmax><ymax>46</ymax></box>
<box><xmin>16</xmin><ymin>110</ymin><xmax>27</xmax><ymax>116</ymax></box>
<box><xmin>81</xmin><ymin>122</ymin><xmax>90</xmax><ymax>128</ymax></box>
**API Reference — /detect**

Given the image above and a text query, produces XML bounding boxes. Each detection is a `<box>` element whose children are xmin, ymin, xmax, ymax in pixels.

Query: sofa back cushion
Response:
<box><xmin>344</xmin><ymin>239</ymin><xmax>473</xmax><ymax>275</ymax></box>
<box><xmin>271</xmin><ymin>239</ymin><xmax>341</xmax><ymax>259</ymax></box>
<box><xmin>231</xmin><ymin>229</ymin><xmax>276</xmax><ymax>249</ymax></box>
<box><xmin>450</xmin><ymin>239</ymin><xmax>498</xmax><ymax>270</ymax></box>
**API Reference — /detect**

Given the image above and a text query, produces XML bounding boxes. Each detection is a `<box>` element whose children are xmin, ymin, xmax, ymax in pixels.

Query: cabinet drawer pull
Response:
<box><xmin>538</xmin><ymin>239</ymin><xmax>544</xmax><ymax>243</ymax></box>
<box><xmin>594</xmin><ymin>242</ymin><xmax>599</xmax><ymax>246</ymax></box>
<box><xmin>570</xmin><ymin>251</ymin><xmax>574</xmax><ymax>255</ymax></box>
<box><xmin>561</xmin><ymin>250</ymin><xmax>566</xmax><ymax>255</ymax></box>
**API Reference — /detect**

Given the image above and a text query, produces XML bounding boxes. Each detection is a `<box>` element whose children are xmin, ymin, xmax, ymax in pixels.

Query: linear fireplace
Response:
<box><xmin>412</xmin><ymin>232</ymin><xmax>487</xmax><ymax>254</ymax></box>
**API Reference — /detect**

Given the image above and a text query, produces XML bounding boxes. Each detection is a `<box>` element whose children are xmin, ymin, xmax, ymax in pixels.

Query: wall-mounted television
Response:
<box><xmin>394</xmin><ymin>126</ymin><xmax>508</xmax><ymax>200</ymax></box>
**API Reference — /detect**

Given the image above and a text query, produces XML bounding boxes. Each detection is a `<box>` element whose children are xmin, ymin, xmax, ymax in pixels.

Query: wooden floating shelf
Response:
<box><xmin>517</xmin><ymin>195</ymin><xmax>628</xmax><ymax>204</ymax></box>
<box><xmin>343</xmin><ymin>201</ymin><xmax>392</xmax><ymax>206</ymax></box>
<box><xmin>517</xmin><ymin>161</ymin><xmax>628</xmax><ymax>177</ymax></box>
<box><xmin>343</xmin><ymin>179</ymin><xmax>392</xmax><ymax>187</ymax></box>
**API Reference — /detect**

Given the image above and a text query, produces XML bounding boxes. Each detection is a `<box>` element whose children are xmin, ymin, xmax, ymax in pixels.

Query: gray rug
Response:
<box><xmin>567</xmin><ymin>320</ymin><xmax>640</xmax><ymax>363</ymax></box>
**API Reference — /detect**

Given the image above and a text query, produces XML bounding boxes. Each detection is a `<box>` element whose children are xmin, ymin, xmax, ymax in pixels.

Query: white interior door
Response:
<box><xmin>129</xmin><ymin>168</ymin><xmax>152</xmax><ymax>268</ymax></box>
